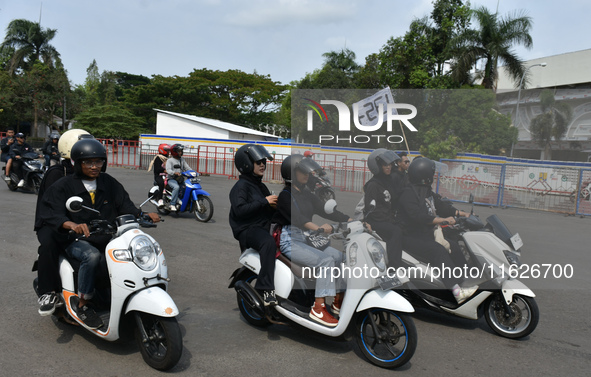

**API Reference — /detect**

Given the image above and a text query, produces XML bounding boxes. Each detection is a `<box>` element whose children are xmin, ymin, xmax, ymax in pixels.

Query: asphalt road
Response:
<box><xmin>1</xmin><ymin>167</ymin><xmax>590</xmax><ymax>376</ymax></box>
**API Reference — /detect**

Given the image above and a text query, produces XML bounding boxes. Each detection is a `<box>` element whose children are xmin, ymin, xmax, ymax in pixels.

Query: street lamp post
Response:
<box><xmin>511</xmin><ymin>62</ymin><xmax>547</xmax><ymax>157</ymax></box>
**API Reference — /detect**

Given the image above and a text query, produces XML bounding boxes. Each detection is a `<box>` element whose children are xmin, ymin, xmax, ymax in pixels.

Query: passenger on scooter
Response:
<box><xmin>9</xmin><ymin>133</ymin><xmax>41</xmax><ymax>188</ymax></box>
<box><xmin>397</xmin><ymin>152</ymin><xmax>410</xmax><ymax>174</ymax></box>
<box><xmin>273</xmin><ymin>154</ymin><xmax>350</xmax><ymax>327</ymax></box>
<box><xmin>397</xmin><ymin>158</ymin><xmax>476</xmax><ymax>304</ymax></box>
<box><xmin>363</xmin><ymin>149</ymin><xmax>405</xmax><ymax>268</ymax></box>
<box><xmin>229</xmin><ymin>144</ymin><xmax>279</xmax><ymax>306</ymax></box>
<box><xmin>39</xmin><ymin>138</ymin><xmax>160</xmax><ymax>328</ymax></box>
<box><xmin>1</xmin><ymin>128</ymin><xmax>15</xmax><ymax>181</ymax></box>
<box><xmin>34</xmin><ymin>129</ymin><xmax>92</xmax><ymax>316</ymax></box>
<box><xmin>148</xmin><ymin>143</ymin><xmax>170</xmax><ymax>208</ymax></box>
<box><xmin>165</xmin><ymin>144</ymin><xmax>191</xmax><ymax>212</ymax></box>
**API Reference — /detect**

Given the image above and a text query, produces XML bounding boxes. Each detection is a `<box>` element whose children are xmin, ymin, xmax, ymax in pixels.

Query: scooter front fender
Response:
<box><xmin>500</xmin><ymin>279</ymin><xmax>535</xmax><ymax>305</ymax></box>
<box><xmin>124</xmin><ymin>286</ymin><xmax>179</xmax><ymax>317</ymax></box>
<box><xmin>191</xmin><ymin>189</ymin><xmax>210</xmax><ymax>200</ymax></box>
<box><xmin>356</xmin><ymin>289</ymin><xmax>414</xmax><ymax>313</ymax></box>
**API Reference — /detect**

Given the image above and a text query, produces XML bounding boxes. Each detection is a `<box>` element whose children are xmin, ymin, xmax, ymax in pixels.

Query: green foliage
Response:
<box><xmin>0</xmin><ymin>19</ymin><xmax>60</xmax><ymax>75</ymax></box>
<box><xmin>73</xmin><ymin>104</ymin><xmax>145</xmax><ymax>139</ymax></box>
<box><xmin>530</xmin><ymin>89</ymin><xmax>573</xmax><ymax>160</ymax></box>
<box><xmin>451</xmin><ymin>6</ymin><xmax>533</xmax><ymax>89</ymax></box>
<box><xmin>418</xmin><ymin>89</ymin><xmax>516</xmax><ymax>160</ymax></box>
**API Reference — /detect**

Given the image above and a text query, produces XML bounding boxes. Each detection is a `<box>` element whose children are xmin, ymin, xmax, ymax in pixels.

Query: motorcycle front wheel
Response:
<box><xmin>134</xmin><ymin>312</ymin><xmax>182</xmax><ymax>371</ymax></box>
<box><xmin>355</xmin><ymin>309</ymin><xmax>417</xmax><ymax>369</ymax></box>
<box><xmin>193</xmin><ymin>196</ymin><xmax>213</xmax><ymax>222</ymax></box>
<box><xmin>484</xmin><ymin>294</ymin><xmax>539</xmax><ymax>339</ymax></box>
<box><xmin>32</xmin><ymin>174</ymin><xmax>42</xmax><ymax>195</ymax></box>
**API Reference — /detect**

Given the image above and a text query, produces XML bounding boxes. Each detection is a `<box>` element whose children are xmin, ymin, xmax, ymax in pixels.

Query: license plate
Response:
<box><xmin>510</xmin><ymin>233</ymin><xmax>523</xmax><ymax>250</ymax></box>
<box><xmin>377</xmin><ymin>275</ymin><xmax>402</xmax><ymax>290</ymax></box>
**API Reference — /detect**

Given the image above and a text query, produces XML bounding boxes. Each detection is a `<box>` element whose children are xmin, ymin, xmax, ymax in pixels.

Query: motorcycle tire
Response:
<box><xmin>484</xmin><ymin>294</ymin><xmax>539</xmax><ymax>339</ymax></box>
<box><xmin>318</xmin><ymin>187</ymin><xmax>336</xmax><ymax>202</ymax></box>
<box><xmin>6</xmin><ymin>179</ymin><xmax>18</xmax><ymax>191</ymax></box>
<box><xmin>32</xmin><ymin>175</ymin><xmax>42</xmax><ymax>195</ymax></box>
<box><xmin>236</xmin><ymin>275</ymin><xmax>270</xmax><ymax>327</ymax></box>
<box><xmin>134</xmin><ymin>312</ymin><xmax>183</xmax><ymax>371</ymax></box>
<box><xmin>355</xmin><ymin>309</ymin><xmax>417</xmax><ymax>369</ymax></box>
<box><xmin>193</xmin><ymin>196</ymin><xmax>213</xmax><ymax>222</ymax></box>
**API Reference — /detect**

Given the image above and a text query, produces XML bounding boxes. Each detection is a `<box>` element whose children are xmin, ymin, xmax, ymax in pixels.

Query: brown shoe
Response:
<box><xmin>309</xmin><ymin>303</ymin><xmax>338</xmax><ymax>327</ymax></box>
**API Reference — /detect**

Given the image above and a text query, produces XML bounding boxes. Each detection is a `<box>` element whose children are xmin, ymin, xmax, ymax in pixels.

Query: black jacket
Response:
<box><xmin>9</xmin><ymin>141</ymin><xmax>35</xmax><ymax>158</ymax></box>
<box><xmin>363</xmin><ymin>171</ymin><xmax>405</xmax><ymax>224</ymax></box>
<box><xmin>271</xmin><ymin>184</ymin><xmax>349</xmax><ymax>228</ymax></box>
<box><xmin>1</xmin><ymin>136</ymin><xmax>14</xmax><ymax>155</ymax></box>
<box><xmin>229</xmin><ymin>174</ymin><xmax>275</xmax><ymax>239</ymax></box>
<box><xmin>397</xmin><ymin>184</ymin><xmax>457</xmax><ymax>238</ymax></box>
<box><xmin>34</xmin><ymin>160</ymin><xmax>74</xmax><ymax>231</ymax></box>
<box><xmin>40</xmin><ymin>172</ymin><xmax>141</xmax><ymax>245</ymax></box>
<box><xmin>42</xmin><ymin>140</ymin><xmax>60</xmax><ymax>160</ymax></box>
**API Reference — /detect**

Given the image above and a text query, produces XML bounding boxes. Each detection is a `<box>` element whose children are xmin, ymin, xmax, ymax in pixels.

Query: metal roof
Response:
<box><xmin>154</xmin><ymin>109</ymin><xmax>279</xmax><ymax>139</ymax></box>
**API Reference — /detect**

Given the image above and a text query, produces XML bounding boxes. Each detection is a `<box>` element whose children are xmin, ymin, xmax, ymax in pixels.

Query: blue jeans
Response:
<box><xmin>280</xmin><ymin>225</ymin><xmax>344</xmax><ymax>298</ymax></box>
<box><xmin>168</xmin><ymin>179</ymin><xmax>180</xmax><ymax>205</ymax></box>
<box><xmin>65</xmin><ymin>240</ymin><xmax>101</xmax><ymax>300</ymax></box>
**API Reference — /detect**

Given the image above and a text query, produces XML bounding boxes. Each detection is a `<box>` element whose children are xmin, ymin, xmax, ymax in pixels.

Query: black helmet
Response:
<box><xmin>71</xmin><ymin>139</ymin><xmax>108</xmax><ymax>174</ymax></box>
<box><xmin>234</xmin><ymin>144</ymin><xmax>273</xmax><ymax>175</ymax></box>
<box><xmin>15</xmin><ymin>132</ymin><xmax>25</xmax><ymax>139</ymax></box>
<box><xmin>408</xmin><ymin>157</ymin><xmax>435</xmax><ymax>186</ymax></box>
<box><xmin>281</xmin><ymin>154</ymin><xmax>322</xmax><ymax>183</ymax></box>
<box><xmin>367</xmin><ymin>149</ymin><xmax>400</xmax><ymax>175</ymax></box>
<box><xmin>170</xmin><ymin>143</ymin><xmax>184</xmax><ymax>158</ymax></box>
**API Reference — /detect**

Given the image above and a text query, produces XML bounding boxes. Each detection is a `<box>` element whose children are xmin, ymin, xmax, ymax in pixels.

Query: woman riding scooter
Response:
<box><xmin>148</xmin><ymin>143</ymin><xmax>170</xmax><ymax>208</ymax></box>
<box><xmin>272</xmin><ymin>154</ymin><xmax>350</xmax><ymax>327</ymax></box>
<box><xmin>397</xmin><ymin>157</ymin><xmax>477</xmax><ymax>303</ymax></box>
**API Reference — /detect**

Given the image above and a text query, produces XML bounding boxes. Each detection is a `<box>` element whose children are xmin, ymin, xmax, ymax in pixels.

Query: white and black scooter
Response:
<box><xmin>229</xmin><ymin>200</ymin><xmax>417</xmax><ymax>369</ymax></box>
<box><xmin>33</xmin><ymin>196</ymin><xmax>182</xmax><ymax>371</ymax></box>
<box><xmin>399</xmin><ymin>195</ymin><xmax>539</xmax><ymax>339</ymax></box>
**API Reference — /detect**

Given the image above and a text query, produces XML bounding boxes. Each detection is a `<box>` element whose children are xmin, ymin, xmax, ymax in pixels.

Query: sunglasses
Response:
<box><xmin>82</xmin><ymin>159</ymin><xmax>105</xmax><ymax>168</ymax></box>
<box><xmin>254</xmin><ymin>159</ymin><xmax>266</xmax><ymax>165</ymax></box>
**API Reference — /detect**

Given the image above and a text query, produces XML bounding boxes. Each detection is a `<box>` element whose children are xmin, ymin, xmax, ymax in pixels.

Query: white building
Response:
<box><xmin>495</xmin><ymin>49</ymin><xmax>591</xmax><ymax>161</ymax></box>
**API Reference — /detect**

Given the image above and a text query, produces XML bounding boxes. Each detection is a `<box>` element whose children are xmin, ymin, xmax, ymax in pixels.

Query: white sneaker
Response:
<box><xmin>3</xmin><ymin>176</ymin><xmax>10</xmax><ymax>182</ymax></box>
<box><xmin>453</xmin><ymin>284</ymin><xmax>478</xmax><ymax>304</ymax></box>
<box><xmin>17</xmin><ymin>179</ymin><xmax>25</xmax><ymax>187</ymax></box>
<box><xmin>169</xmin><ymin>204</ymin><xmax>177</xmax><ymax>211</ymax></box>
<box><xmin>157</xmin><ymin>199</ymin><xmax>164</xmax><ymax>207</ymax></box>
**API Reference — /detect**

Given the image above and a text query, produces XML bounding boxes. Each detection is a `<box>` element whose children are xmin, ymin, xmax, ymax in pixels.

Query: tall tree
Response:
<box><xmin>0</xmin><ymin>19</ymin><xmax>60</xmax><ymax>75</ymax></box>
<box><xmin>451</xmin><ymin>6</ymin><xmax>533</xmax><ymax>89</ymax></box>
<box><xmin>530</xmin><ymin>89</ymin><xmax>573</xmax><ymax>160</ymax></box>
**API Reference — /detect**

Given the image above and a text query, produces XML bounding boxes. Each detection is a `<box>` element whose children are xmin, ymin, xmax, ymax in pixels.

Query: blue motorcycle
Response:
<box><xmin>149</xmin><ymin>170</ymin><xmax>214</xmax><ymax>222</ymax></box>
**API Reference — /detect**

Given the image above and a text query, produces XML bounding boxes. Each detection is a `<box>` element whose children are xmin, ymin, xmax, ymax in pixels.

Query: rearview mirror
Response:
<box><xmin>66</xmin><ymin>196</ymin><xmax>84</xmax><ymax>212</ymax></box>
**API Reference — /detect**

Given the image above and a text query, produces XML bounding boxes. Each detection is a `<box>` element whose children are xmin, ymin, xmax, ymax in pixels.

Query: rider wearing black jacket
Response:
<box><xmin>229</xmin><ymin>144</ymin><xmax>278</xmax><ymax>306</ymax></box>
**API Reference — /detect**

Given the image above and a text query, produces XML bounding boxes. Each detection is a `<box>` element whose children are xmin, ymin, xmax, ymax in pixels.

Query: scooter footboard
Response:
<box><xmin>500</xmin><ymin>279</ymin><xmax>535</xmax><ymax>305</ymax></box>
<box><xmin>125</xmin><ymin>286</ymin><xmax>179</xmax><ymax>317</ymax></box>
<box><xmin>356</xmin><ymin>289</ymin><xmax>414</xmax><ymax>313</ymax></box>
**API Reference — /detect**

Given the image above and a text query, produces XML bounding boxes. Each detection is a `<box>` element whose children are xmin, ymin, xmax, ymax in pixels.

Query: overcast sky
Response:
<box><xmin>0</xmin><ymin>0</ymin><xmax>588</xmax><ymax>87</ymax></box>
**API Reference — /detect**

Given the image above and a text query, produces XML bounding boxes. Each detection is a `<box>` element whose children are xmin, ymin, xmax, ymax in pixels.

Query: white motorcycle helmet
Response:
<box><xmin>58</xmin><ymin>129</ymin><xmax>92</xmax><ymax>159</ymax></box>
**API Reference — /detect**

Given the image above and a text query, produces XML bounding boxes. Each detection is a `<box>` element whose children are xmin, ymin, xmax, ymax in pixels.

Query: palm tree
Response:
<box><xmin>322</xmin><ymin>48</ymin><xmax>360</xmax><ymax>74</ymax></box>
<box><xmin>530</xmin><ymin>89</ymin><xmax>573</xmax><ymax>160</ymax></box>
<box><xmin>451</xmin><ymin>6</ymin><xmax>533</xmax><ymax>89</ymax></box>
<box><xmin>1</xmin><ymin>19</ymin><xmax>60</xmax><ymax>75</ymax></box>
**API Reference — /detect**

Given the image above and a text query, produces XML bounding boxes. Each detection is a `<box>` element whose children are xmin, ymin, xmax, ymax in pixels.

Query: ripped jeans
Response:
<box><xmin>280</xmin><ymin>225</ymin><xmax>344</xmax><ymax>298</ymax></box>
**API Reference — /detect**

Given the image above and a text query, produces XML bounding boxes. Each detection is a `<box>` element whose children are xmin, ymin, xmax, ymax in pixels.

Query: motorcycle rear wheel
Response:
<box><xmin>355</xmin><ymin>309</ymin><xmax>417</xmax><ymax>369</ymax></box>
<box><xmin>484</xmin><ymin>294</ymin><xmax>539</xmax><ymax>339</ymax></box>
<box><xmin>7</xmin><ymin>180</ymin><xmax>17</xmax><ymax>191</ymax></box>
<box><xmin>134</xmin><ymin>313</ymin><xmax>182</xmax><ymax>371</ymax></box>
<box><xmin>236</xmin><ymin>275</ymin><xmax>270</xmax><ymax>327</ymax></box>
<box><xmin>318</xmin><ymin>187</ymin><xmax>335</xmax><ymax>202</ymax></box>
<box><xmin>32</xmin><ymin>175</ymin><xmax>42</xmax><ymax>195</ymax></box>
<box><xmin>193</xmin><ymin>196</ymin><xmax>213</xmax><ymax>222</ymax></box>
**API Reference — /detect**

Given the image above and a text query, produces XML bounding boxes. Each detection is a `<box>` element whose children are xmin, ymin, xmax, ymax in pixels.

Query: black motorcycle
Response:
<box><xmin>3</xmin><ymin>152</ymin><xmax>44</xmax><ymax>193</ymax></box>
<box><xmin>307</xmin><ymin>171</ymin><xmax>336</xmax><ymax>202</ymax></box>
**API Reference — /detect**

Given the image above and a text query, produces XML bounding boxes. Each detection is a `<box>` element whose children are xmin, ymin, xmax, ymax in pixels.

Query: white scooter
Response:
<box><xmin>228</xmin><ymin>200</ymin><xmax>417</xmax><ymax>369</ymax></box>
<box><xmin>33</xmin><ymin>196</ymin><xmax>182</xmax><ymax>371</ymax></box>
<box><xmin>399</xmin><ymin>195</ymin><xmax>539</xmax><ymax>339</ymax></box>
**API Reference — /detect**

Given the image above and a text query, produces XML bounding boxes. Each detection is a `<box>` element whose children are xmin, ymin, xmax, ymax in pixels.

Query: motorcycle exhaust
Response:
<box><xmin>234</xmin><ymin>280</ymin><xmax>266</xmax><ymax>318</ymax></box>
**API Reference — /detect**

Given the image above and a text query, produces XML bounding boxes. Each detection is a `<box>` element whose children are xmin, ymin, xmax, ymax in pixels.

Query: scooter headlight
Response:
<box><xmin>366</xmin><ymin>238</ymin><xmax>387</xmax><ymax>272</ymax></box>
<box><xmin>130</xmin><ymin>235</ymin><xmax>158</xmax><ymax>271</ymax></box>
<box><xmin>348</xmin><ymin>242</ymin><xmax>358</xmax><ymax>266</ymax></box>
